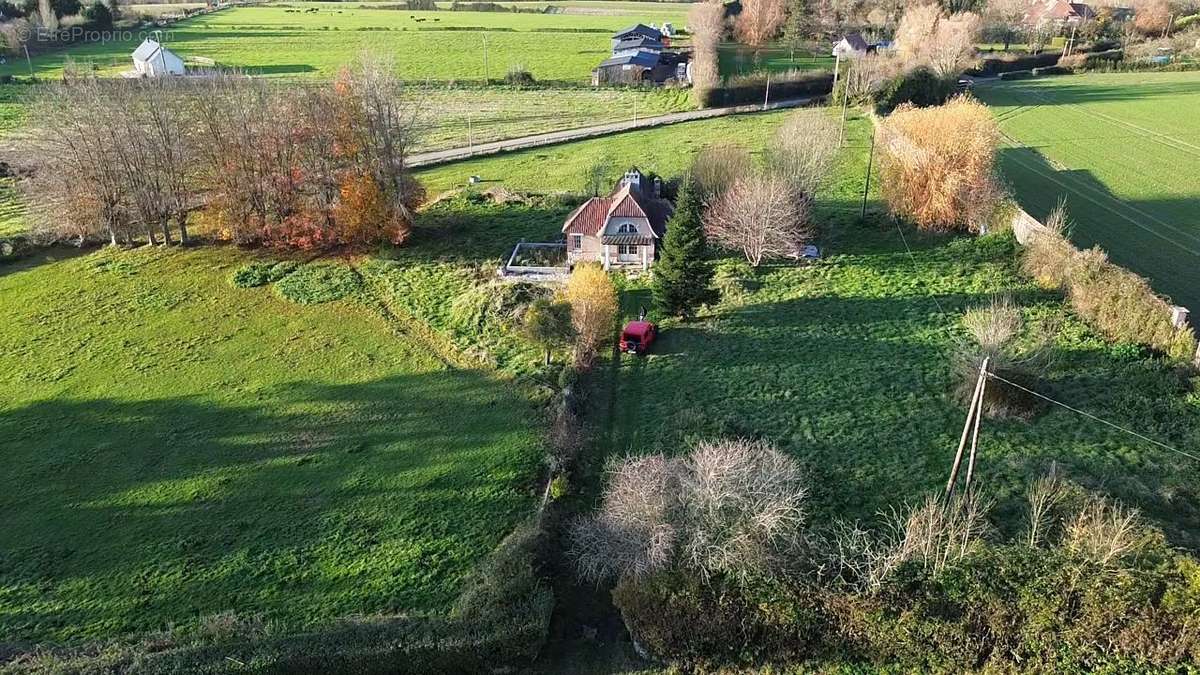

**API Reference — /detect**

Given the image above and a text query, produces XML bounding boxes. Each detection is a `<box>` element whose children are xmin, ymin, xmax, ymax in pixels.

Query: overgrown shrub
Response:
<box><xmin>1022</xmin><ymin>204</ymin><xmax>1197</xmax><ymax>360</ymax></box>
<box><xmin>877</xmin><ymin>96</ymin><xmax>1005</xmax><ymax>232</ymax></box>
<box><xmin>712</xmin><ymin>258</ymin><xmax>757</xmax><ymax>303</ymax></box>
<box><xmin>229</xmin><ymin>260</ymin><xmax>299</xmax><ymax>288</ymax></box>
<box><xmin>969</xmin><ymin>51</ymin><xmax>1061</xmax><ymax>76</ymax></box>
<box><xmin>698</xmin><ymin>70</ymin><xmax>833</xmax><ymax>108</ymax></box>
<box><xmin>274</xmin><ymin>263</ymin><xmax>363</xmax><ymax>304</ymax></box>
<box><xmin>504</xmin><ymin>64</ymin><xmax>536</xmax><ymax>86</ymax></box>
<box><xmin>873</xmin><ymin>65</ymin><xmax>957</xmax><ymax>115</ymax></box>
<box><xmin>954</xmin><ymin>297</ymin><xmax>1047</xmax><ymax>419</ymax></box>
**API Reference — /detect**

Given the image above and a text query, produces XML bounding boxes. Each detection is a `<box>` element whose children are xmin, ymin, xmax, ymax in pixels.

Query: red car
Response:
<box><xmin>619</xmin><ymin>321</ymin><xmax>657</xmax><ymax>355</ymax></box>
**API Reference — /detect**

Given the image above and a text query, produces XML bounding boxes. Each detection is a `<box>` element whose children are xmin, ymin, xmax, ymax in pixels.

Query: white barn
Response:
<box><xmin>131</xmin><ymin>39</ymin><xmax>184</xmax><ymax>77</ymax></box>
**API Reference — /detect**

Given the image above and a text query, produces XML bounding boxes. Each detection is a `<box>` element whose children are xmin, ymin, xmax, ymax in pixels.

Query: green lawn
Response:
<box><xmin>0</xmin><ymin>3</ymin><xmax>688</xmax><ymax>81</ymax></box>
<box><xmin>414</xmin><ymin>108</ymin><xmax>795</xmax><ymax>194</ymax></box>
<box><xmin>717</xmin><ymin>42</ymin><xmax>835</xmax><ymax>78</ymax></box>
<box><xmin>975</xmin><ymin>71</ymin><xmax>1200</xmax><ymax>310</ymax></box>
<box><xmin>0</xmin><ymin>246</ymin><xmax>544</xmax><ymax>643</ymax></box>
<box><xmin>417</xmin><ymin>111</ymin><xmax>1200</xmax><ymax>548</ymax></box>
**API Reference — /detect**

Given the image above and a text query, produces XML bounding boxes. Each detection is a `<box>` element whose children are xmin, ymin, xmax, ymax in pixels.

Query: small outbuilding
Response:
<box><xmin>832</xmin><ymin>32</ymin><xmax>870</xmax><ymax>59</ymax></box>
<box><xmin>131</xmin><ymin>39</ymin><xmax>185</xmax><ymax>77</ymax></box>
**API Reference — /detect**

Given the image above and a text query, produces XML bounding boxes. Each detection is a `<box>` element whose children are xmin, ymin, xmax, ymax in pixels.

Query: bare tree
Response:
<box><xmin>765</xmin><ymin>108</ymin><xmax>840</xmax><ymax>197</ymax></box>
<box><xmin>570</xmin><ymin>438</ymin><xmax>808</xmax><ymax>583</ymax></box>
<box><xmin>704</xmin><ymin>173</ymin><xmax>811</xmax><ymax>266</ymax></box>
<box><xmin>895</xmin><ymin>5</ymin><xmax>982</xmax><ymax>76</ymax></box>
<box><xmin>680</xmin><ymin>438</ymin><xmax>807</xmax><ymax>581</ymax></box>
<box><xmin>689</xmin><ymin>143</ymin><xmax>752</xmax><ymax>205</ymax></box>
<box><xmin>688</xmin><ymin>0</ymin><xmax>726</xmax><ymax>101</ymax></box>
<box><xmin>736</xmin><ymin>0</ymin><xmax>788</xmax><ymax>52</ymax></box>
<box><xmin>570</xmin><ymin>454</ymin><xmax>682</xmax><ymax>582</ymax></box>
<box><xmin>1064</xmin><ymin>497</ymin><xmax>1145</xmax><ymax>566</ymax></box>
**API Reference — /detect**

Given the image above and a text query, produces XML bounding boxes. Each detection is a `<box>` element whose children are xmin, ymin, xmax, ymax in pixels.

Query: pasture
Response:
<box><xmin>976</xmin><ymin>71</ymin><xmax>1200</xmax><ymax>310</ymax></box>
<box><xmin>718</xmin><ymin>42</ymin><xmax>835</xmax><ymax>77</ymax></box>
<box><xmin>0</xmin><ymin>3</ymin><xmax>689</xmax><ymax>81</ymax></box>
<box><xmin>0</xmin><ymin>246</ymin><xmax>544</xmax><ymax>643</ymax></box>
<box><xmin>416</xmin><ymin>112</ymin><xmax>1200</xmax><ymax>547</ymax></box>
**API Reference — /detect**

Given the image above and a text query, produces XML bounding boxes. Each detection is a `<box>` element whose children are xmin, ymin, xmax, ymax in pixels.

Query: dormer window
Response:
<box><xmin>617</xmin><ymin>223</ymin><xmax>637</xmax><ymax>234</ymax></box>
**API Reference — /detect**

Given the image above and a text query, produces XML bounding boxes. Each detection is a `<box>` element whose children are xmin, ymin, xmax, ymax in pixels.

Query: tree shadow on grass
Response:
<box><xmin>617</xmin><ymin>277</ymin><xmax>1200</xmax><ymax>549</ymax></box>
<box><xmin>997</xmin><ymin>145</ymin><xmax>1200</xmax><ymax>310</ymax></box>
<box><xmin>0</xmin><ymin>370</ymin><xmax>544</xmax><ymax>645</ymax></box>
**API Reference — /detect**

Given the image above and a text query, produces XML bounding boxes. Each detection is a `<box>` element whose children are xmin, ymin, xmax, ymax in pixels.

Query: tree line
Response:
<box><xmin>22</xmin><ymin>58</ymin><xmax>424</xmax><ymax>250</ymax></box>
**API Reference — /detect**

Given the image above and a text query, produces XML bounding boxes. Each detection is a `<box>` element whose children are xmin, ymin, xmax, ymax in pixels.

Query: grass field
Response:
<box><xmin>414</xmin><ymin>108</ymin><xmax>794</xmax><ymax>193</ymax></box>
<box><xmin>0</xmin><ymin>246</ymin><xmax>544</xmax><ymax>643</ymax></box>
<box><xmin>718</xmin><ymin>42</ymin><xmax>835</xmax><ymax>78</ymax></box>
<box><xmin>0</xmin><ymin>2</ymin><xmax>688</xmax><ymax>81</ymax></box>
<box><xmin>976</xmin><ymin>71</ymin><xmax>1200</xmax><ymax>310</ymax></box>
<box><xmin>417</xmin><ymin>111</ymin><xmax>1200</xmax><ymax>549</ymax></box>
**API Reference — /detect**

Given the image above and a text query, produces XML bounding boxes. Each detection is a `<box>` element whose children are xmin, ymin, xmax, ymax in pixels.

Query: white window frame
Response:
<box><xmin>571</xmin><ymin>234</ymin><xmax>583</xmax><ymax>251</ymax></box>
<box><xmin>618</xmin><ymin>243</ymin><xmax>639</xmax><ymax>260</ymax></box>
<box><xmin>617</xmin><ymin>223</ymin><xmax>637</xmax><ymax>234</ymax></box>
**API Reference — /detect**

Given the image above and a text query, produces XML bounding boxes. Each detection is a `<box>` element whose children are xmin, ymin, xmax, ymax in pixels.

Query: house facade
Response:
<box><xmin>563</xmin><ymin>169</ymin><xmax>672</xmax><ymax>271</ymax></box>
<box><xmin>832</xmin><ymin>33</ymin><xmax>870</xmax><ymax>59</ymax></box>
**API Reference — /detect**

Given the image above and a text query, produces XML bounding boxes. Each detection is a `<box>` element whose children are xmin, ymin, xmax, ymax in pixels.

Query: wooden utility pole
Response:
<box><xmin>964</xmin><ymin>361</ymin><xmax>989</xmax><ymax>495</ymax></box>
<box><xmin>946</xmin><ymin>357</ymin><xmax>989</xmax><ymax>500</ymax></box>
<box><xmin>762</xmin><ymin>72</ymin><xmax>771</xmax><ymax>111</ymax></box>
<box><xmin>482</xmin><ymin>34</ymin><xmax>490</xmax><ymax>83</ymax></box>
<box><xmin>838</xmin><ymin>61</ymin><xmax>851</xmax><ymax>147</ymax></box>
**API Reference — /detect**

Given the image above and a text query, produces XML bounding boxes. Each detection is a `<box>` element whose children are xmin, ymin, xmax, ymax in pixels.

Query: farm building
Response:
<box><xmin>832</xmin><ymin>33</ymin><xmax>871</xmax><ymax>59</ymax></box>
<box><xmin>612</xmin><ymin>23</ymin><xmax>663</xmax><ymax>47</ymax></box>
<box><xmin>130</xmin><ymin>39</ymin><xmax>185</xmax><ymax>77</ymax></box>
<box><xmin>562</xmin><ymin>168</ymin><xmax>672</xmax><ymax>271</ymax></box>
<box><xmin>594</xmin><ymin>24</ymin><xmax>688</xmax><ymax>84</ymax></box>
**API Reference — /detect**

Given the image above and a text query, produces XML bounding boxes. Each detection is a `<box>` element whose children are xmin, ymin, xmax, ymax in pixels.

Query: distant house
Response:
<box><xmin>131</xmin><ymin>39</ymin><xmax>184</xmax><ymax>77</ymax></box>
<box><xmin>595</xmin><ymin>23</ymin><xmax>687</xmax><ymax>85</ymax></box>
<box><xmin>832</xmin><ymin>33</ymin><xmax>870</xmax><ymax>59</ymax></box>
<box><xmin>563</xmin><ymin>168</ymin><xmax>673</xmax><ymax>271</ymax></box>
<box><xmin>1024</xmin><ymin>0</ymin><xmax>1097</xmax><ymax>26</ymax></box>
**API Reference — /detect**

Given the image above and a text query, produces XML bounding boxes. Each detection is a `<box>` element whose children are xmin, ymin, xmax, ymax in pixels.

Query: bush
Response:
<box><xmin>873</xmin><ymin>66</ymin><xmax>957</xmax><ymax>115</ymax></box>
<box><xmin>503</xmin><ymin>64</ymin><xmax>535</xmax><ymax>86</ymax></box>
<box><xmin>969</xmin><ymin>51</ymin><xmax>1061</xmax><ymax>76</ymax></box>
<box><xmin>229</xmin><ymin>260</ymin><xmax>299</xmax><ymax>288</ymax></box>
<box><xmin>698</xmin><ymin>70</ymin><xmax>834</xmax><ymax>108</ymax></box>
<box><xmin>712</xmin><ymin>258</ymin><xmax>757</xmax><ymax>303</ymax></box>
<box><xmin>1022</xmin><ymin>205</ymin><xmax>1197</xmax><ymax>360</ymax></box>
<box><xmin>877</xmin><ymin>96</ymin><xmax>1005</xmax><ymax>232</ymax></box>
<box><xmin>274</xmin><ymin>263</ymin><xmax>363</xmax><ymax>304</ymax></box>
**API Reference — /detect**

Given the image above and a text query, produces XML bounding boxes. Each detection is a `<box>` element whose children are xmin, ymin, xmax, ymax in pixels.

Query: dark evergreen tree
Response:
<box><xmin>652</xmin><ymin>177</ymin><xmax>714</xmax><ymax>318</ymax></box>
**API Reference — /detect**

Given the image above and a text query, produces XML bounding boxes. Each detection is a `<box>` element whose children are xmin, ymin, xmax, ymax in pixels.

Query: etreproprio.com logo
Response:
<box><xmin>13</xmin><ymin>25</ymin><xmax>176</xmax><ymax>45</ymax></box>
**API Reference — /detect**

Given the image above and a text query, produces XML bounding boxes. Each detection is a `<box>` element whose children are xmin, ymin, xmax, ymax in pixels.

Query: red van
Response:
<box><xmin>619</xmin><ymin>321</ymin><xmax>657</xmax><ymax>355</ymax></box>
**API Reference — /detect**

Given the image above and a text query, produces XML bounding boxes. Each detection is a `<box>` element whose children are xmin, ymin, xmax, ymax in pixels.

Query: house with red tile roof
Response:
<box><xmin>562</xmin><ymin>168</ymin><xmax>673</xmax><ymax>271</ymax></box>
<box><xmin>1024</xmin><ymin>0</ymin><xmax>1097</xmax><ymax>26</ymax></box>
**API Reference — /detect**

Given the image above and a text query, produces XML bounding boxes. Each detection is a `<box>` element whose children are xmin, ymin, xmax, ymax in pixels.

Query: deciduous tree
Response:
<box><xmin>564</xmin><ymin>263</ymin><xmax>617</xmax><ymax>366</ymax></box>
<box><xmin>704</xmin><ymin>173</ymin><xmax>810</xmax><ymax>266</ymax></box>
<box><xmin>736</xmin><ymin>0</ymin><xmax>788</xmax><ymax>52</ymax></box>
<box><xmin>524</xmin><ymin>298</ymin><xmax>575</xmax><ymax>365</ymax></box>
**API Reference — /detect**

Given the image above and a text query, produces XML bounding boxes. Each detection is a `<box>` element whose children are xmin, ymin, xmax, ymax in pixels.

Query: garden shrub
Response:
<box><xmin>877</xmin><ymin>97</ymin><xmax>1005</xmax><ymax>233</ymax></box>
<box><xmin>229</xmin><ymin>260</ymin><xmax>299</xmax><ymax>288</ymax></box>
<box><xmin>274</xmin><ymin>263</ymin><xmax>363</xmax><ymax>304</ymax></box>
<box><xmin>612</xmin><ymin>572</ymin><xmax>823</xmax><ymax>667</ymax></box>
<box><xmin>712</xmin><ymin>258</ymin><xmax>757</xmax><ymax>303</ymax></box>
<box><xmin>969</xmin><ymin>51</ymin><xmax>1060</xmax><ymax>76</ymax></box>
<box><xmin>872</xmin><ymin>66</ymin><xmax>957</xmax><ymax>115</ymax></box>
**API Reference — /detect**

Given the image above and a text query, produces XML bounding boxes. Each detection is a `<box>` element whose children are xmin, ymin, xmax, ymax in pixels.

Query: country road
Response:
<box><xmin>407</xmin><ymin>95</ymin><xmax>823</xmax><ymax>168</ymax></box>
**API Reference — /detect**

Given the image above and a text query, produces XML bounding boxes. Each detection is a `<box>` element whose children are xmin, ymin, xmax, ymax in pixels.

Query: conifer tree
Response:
<box><xmin>652</xmin><ymin>177</ymin><xmax>714</xmax><ymax>318</ymax></box>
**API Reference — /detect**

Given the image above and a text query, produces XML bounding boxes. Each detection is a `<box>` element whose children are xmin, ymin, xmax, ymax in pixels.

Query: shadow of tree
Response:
<box><xmin>0</xmin><ymin>370</ymin><xmax>544</xmax><ymax>643</ymax></box>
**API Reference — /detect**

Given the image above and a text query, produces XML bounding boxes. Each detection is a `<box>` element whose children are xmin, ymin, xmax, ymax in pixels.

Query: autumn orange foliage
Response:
<box><xmin>877</xmin><ymin>96</ymin><xmax>1004</xmax><ymax>233</ymax></box>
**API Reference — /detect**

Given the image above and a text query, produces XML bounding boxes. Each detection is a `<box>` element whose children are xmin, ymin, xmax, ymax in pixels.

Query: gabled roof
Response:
<box><xmin>838</xmin><ymin>32</ymin><xmax>869</xmax><ymax>51</ymax></box>
<box><xmin>132</xmin><ymin>38</ymin><xmax>180</xmax><ymax>64</ymax></box>
<box><xmin>614</xmin><ymin>23</ymin><xmax>662</xmax><ymax>41</ymax></box>
<box><xmin>598</xmin><ymin>50</ymin><xmax>660</xmax><ymax>69</ymax></box>
<box><xmin>613</xmin><ymin>36</ymin><xmax>664</xmax><ymax>52</ymax></box>
<box><xmin>562</xmin><ymin>176</ymin><xmax>673</xmax><ymax>237</ymax></box>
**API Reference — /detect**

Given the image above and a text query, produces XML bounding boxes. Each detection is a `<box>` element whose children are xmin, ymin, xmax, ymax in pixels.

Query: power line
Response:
<box><xmin>986</xmin><ymin>371</ymin><xmax>1200</xmax><ymax>463</ymax></box>
<box><xmin>892</xmin><ymin>221</ymin><xmax>949</xmax><ymax>316</ymax></box>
